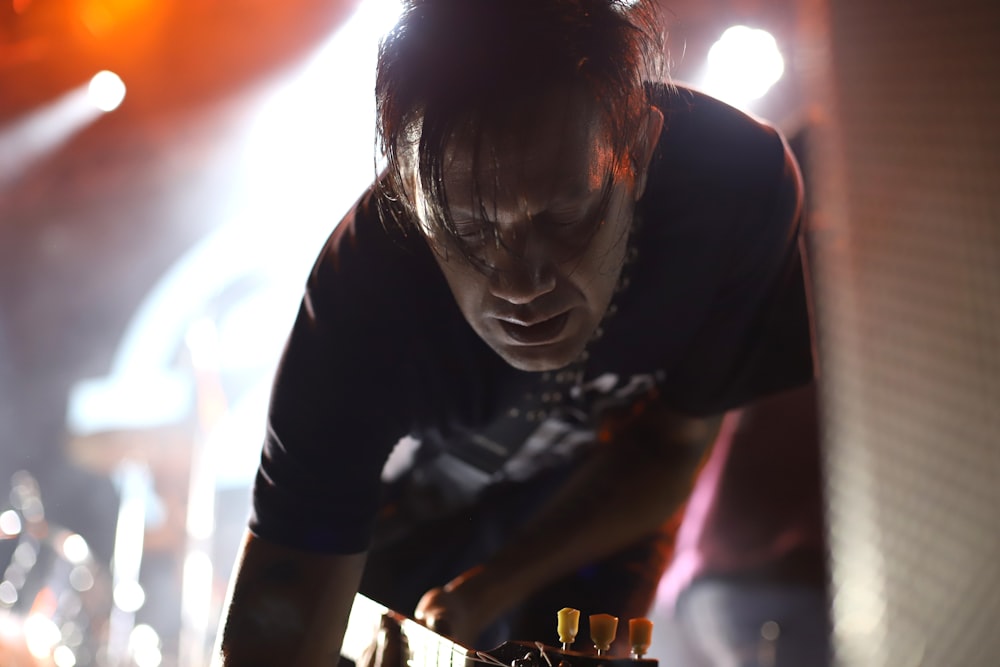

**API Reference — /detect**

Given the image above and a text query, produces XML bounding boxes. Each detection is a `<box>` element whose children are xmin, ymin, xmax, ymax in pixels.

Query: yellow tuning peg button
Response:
<box><xmin>557</xmin><ymin>607</ymin><xmax>580</xmax><ymax>647</ymax></box>
<box><xmin>589</xmin><ymin>613</ymin><xmax>618</xmax><ymax>655</ymax></box>
<box><xmin>628</xmin><ymin>618</ymin><xmax>653</xmax><ymax>658</ymax></box>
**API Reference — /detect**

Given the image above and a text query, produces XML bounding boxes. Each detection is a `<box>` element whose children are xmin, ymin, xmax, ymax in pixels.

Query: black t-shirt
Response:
<box><xmin>250</xmin><ymin>85</ymin><xmax>814</xmax><ymax>554</ymax></box>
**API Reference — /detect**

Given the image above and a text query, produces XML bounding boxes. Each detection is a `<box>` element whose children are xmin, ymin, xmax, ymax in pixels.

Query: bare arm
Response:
<box><xmin>417</xmin><ymin>396</ymin><xmax>723</xmax><ymax>644</ymax></box>
<box><xmin>212</xmin><ymin>531</ymin><xmax>367</xmax><ymax>667</ymax></box>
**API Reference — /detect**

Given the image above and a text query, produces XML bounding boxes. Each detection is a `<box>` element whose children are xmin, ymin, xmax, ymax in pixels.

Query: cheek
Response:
<box><xmin>566</xmin><ymin>212</ymin><xmax>632</xmax><ymax>302</ymax></box>
<box><xmin>587</xmin><ymin>216</ymin><xmax>631</xmax><ymax>277</ymax></box>
<box><xmin>436</xmin><ymin>257</ymin><xmax>487</xmax><ymax>307</ymax></box>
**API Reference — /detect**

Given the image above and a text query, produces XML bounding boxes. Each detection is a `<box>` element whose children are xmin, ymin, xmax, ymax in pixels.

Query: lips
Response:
<box><xmin>498</xmin><ymin>312</ymin><xmax>571</xmax><ymax>345</ymax></box>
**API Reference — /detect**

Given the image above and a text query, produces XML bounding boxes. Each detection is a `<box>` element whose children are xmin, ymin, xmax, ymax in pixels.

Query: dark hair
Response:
<box><xmin>374</xmin><ymin>0</ymin><xmax>666</xmax><ymax>264</ymax></box>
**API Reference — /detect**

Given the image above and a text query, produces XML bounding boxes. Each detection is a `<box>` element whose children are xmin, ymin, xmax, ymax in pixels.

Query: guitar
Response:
<box><xmin>340</xmin><ymin>594</ymin><xmax>658</xmax><ymax>667</ymax></box>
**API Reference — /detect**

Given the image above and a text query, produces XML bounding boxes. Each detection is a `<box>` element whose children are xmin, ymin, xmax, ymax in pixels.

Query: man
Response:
<box><xmin>215</xmin><ymin>1</ymin><xmax>814</xmax><ymax>664</ymax></box>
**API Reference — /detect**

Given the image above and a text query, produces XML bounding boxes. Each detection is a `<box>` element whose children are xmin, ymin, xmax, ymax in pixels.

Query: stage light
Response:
<box><xmin>113</xmin><ymin>580</ymin><xmax>146</xmax><ymax>613</ymax></box>
<box><xmin>61</xmin><ymin>533</ymin><xmax>90</xmax><ymax>564</ymax></box>
<box><xmin>129</xmin><ymin>624</ymin><xmax>163</xmax><ymax>667</ymax></box>
<box><xmin>53</xmin><ymin>645</ymin><xmax>78</xmax><ymax>667</ymax></box>
<box><xmin>0</xmin><ymin>86</ymin><xmax>102</xmax><ymax>186</ymax></box>
<box><xmin>87</xmin><ymin>70</ymin><xmax>126</xmax><ymax>112</ymax></box>
<box><xmin>702</xmin><ymin>25</ymin><xmax>785</xmax><ymax>110</ymax></box>
<box><xmin>23</xmin><ymin>613</ymin><xmax>61</xmax><ymax>659</ymax></box>
<box><xmin>0</xmin><ymin>510</ymin><xmax>21</xmax><ymax>536</ymax></box>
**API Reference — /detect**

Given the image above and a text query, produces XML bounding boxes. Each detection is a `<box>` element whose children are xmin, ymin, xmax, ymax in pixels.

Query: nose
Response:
<box><xmin>488</xmin><ymin>258</ymin><xmax>557</xmax><ymax>304</ymax></box>
<box><xmin>485</xmin><ymin>230</ymin><xmax>556</xmax><ymax>304</ymax></box>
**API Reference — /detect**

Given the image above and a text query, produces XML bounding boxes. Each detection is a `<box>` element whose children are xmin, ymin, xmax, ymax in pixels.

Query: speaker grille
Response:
<box><xmin>804</xmin><ymin>0</ymin><xmax>1000</xmax><ymax>664</ymax></box>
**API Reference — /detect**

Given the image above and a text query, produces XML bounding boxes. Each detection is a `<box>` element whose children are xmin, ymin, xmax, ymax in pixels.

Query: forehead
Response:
<box><xmin>436</xmin><ymin>89</ymin><xmax>615</xmax><ymax>212</ymax></box>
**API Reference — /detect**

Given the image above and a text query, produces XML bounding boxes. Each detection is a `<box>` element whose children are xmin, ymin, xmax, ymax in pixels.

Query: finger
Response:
<box><xmin>427</xmin><ymin>615</ymin><xmax>452</xmax><ymax>638</ymax></box>
<box><xmin>365</xmin><ymin>615</ymin><xmax>405</xmax><ymax>667</ymax></box>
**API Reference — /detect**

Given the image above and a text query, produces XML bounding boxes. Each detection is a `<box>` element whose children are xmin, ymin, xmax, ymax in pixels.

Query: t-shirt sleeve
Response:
<box><xmin>249</xmin><ymin>190</ymin><xmax>421</xmax><ymax>553</ymax></box>
<box><xmin>655</xmin><ymin>108</ymin><xmax>814</xmax><ymax>414</ymax></box>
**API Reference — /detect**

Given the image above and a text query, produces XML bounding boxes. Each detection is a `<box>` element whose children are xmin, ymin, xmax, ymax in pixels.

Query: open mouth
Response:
<box><xmin>499</xmin><ymin>312</ymin><xmax>570</xmax><ymax>345</ymax></box>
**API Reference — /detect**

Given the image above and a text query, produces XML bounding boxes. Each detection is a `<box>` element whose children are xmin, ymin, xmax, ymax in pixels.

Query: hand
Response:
<box><xmin>359</xmin><ymin>614</ymin><xmax>406</xmax><ymax>667</ymax></box>
<box><xmin>413</xmin><ymin>569</ymin><xmax>488</xmax><ymax>648</ymax></box>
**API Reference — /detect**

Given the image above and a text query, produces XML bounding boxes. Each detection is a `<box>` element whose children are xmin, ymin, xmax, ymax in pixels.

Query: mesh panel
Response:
<box><xmin>803</xmin><ymin>0</ymin><xmax>1000</xmax><ymax>665</ymax></box>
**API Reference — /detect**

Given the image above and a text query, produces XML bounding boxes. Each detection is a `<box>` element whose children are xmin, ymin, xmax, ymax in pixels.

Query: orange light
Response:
<box><xmin>77</xmin><ymin>0</ymin><xmax>153</xmax><ymax>37</ymax></box>
<box><xmin>28</xmin><ymin>586</ymin><xmax>58</xmax><ymax>618</ymax></box>
<box><xmin>79</xmin><ymin>0</ymin><xmax>116</xmax><ymax>37</ymax></box>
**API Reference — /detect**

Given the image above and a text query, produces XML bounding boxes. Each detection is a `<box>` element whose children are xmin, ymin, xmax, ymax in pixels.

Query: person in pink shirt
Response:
<box><xmin>657</xmin><ymin>381</ymin><xmax>829</xmax><ymax>666</ymax></box>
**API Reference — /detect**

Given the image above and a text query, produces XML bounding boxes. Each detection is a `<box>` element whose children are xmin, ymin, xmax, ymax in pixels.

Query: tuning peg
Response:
<box><xmin>589</xmin><ymin>613</ymin><xmax>618</xmax><ymax>656</ymax></box>
<box><xmin>557</xmin><ymin>608</ymin><xmax>580</xmax><ymax>650</ymax></box>
<box><xmin>628</xmin><ymin>618</ymin><xmax>653</xmax><ymax>659</ymax></box>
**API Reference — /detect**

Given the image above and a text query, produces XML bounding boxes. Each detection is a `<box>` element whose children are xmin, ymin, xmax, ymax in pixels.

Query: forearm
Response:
<box><xmin>213</xmin><ymin>531</ymin><xmax>368</xmax><ymax>667</ymax></box>
<box><xmin>454</xmin><ymin>408</ymin><xmax>721</xmax><ymax>626</ymax></box>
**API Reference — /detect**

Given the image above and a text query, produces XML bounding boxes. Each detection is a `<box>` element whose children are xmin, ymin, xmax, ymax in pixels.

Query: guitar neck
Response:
<box><xmin>341</xmin><ymin>593</ymin><xmax>472</xmax><ymax>667</ymax></box>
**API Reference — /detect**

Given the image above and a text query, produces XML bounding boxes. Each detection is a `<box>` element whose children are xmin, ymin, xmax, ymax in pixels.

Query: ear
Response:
<box><xmin>632</xmin><ymin>105</ymin><xmax>664</xmax><ymax>201</ymax></box>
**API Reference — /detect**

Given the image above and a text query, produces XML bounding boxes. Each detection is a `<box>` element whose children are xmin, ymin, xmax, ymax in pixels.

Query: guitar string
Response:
<box><xmin>470</xmin><ymin>650</ymin><xmax>508</xmax><ymax>667</ymax></box>
<box><xmin>534</xmin><ymin>642</ymin><xmax>554</xmax><ymax>667</ymax></box>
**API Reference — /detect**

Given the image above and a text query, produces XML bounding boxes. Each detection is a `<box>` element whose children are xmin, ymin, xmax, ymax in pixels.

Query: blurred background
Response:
<box><xmin>1</xmin><ymin>0</ymin><xmax>997</xmax><ymax>666</ymax></box>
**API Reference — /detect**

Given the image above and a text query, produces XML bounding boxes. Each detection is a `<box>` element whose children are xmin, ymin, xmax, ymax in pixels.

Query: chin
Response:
<box><xmin>494</xmin><ymin>339</ymin><xmax>586</xmax><ymax>372</ymax></box>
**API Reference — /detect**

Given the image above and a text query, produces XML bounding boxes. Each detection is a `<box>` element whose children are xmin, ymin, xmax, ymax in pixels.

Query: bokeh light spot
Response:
<box><xmin>88</xmin><ymin>71</ymin><xmax>127</xmax><ymax>112</ymax></box>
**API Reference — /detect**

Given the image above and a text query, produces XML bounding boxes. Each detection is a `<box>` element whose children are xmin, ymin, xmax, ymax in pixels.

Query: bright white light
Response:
<box><xmin>184</xmin><ymin>317</ymin><xmax>221</xmax><ymax>371</ymax></box>
<box><xmin>181</xmin><ymin>551</ymin><xmax>214</xmax><ymax>631</ymax></box>
<box><xmin>353</xmin><ymin>0</ymin><xmax>403</xmax><ymax>37</ymax></box>
<box><xmin>238</xmin><ymin>0</ymin><xmax>403</xmax><ymax>225</ymax></box>
<box><xmin>113</xmin><ymin>581</ymin><xmax>146</xmax><ymax>612</ymax></box>
<box><xmin>53</xmin><ymin>645</ymin><xmax>78</xmax><ymax>667</ymax></box>
<box><xmin>134</xmin><ymin>644</ymin><xmax>163</xmax><ymax>667</ymax></box>
<box><xmin>67</xmin><ymin>373</ymin><xmax>192</xmax><ymax>435</ymax></box>
<box><xmin>129</xmin><ymin>624</ymin><xmax>160</xmax><ymax>650</ymax></box>
<box><xmin>88</xmin><ymin>70</ymin><xmax>126</xmax><ymax>112</ymax></box>
<box><xmin>0</xmin><ymin>86</ymin><xmax>100</xmax><ymax>186</ymax></box>
<box><xmin>61</xmin><ymin>533</ymin><xmax>90</xmax><ymax>564</ymax></box>
<box><xmin>130</xmin><ymin>624</ymin><xmax>163</xmax><ymax>667</ymax></box>
<box><xmin>0</xmin><ymin>510</ymin><xmax>21</xmax><ymax>536</ymax></box>
<box><xmin>24</xmin><ymin>614</ymin><xmax>61</xmax><ymax>659</ymax></box>
<box><xmin>701</xmin><ymin>25</ymin><xmax>784</xmax><ymax>110</ymax></box>
<box><xmin>0</xmin><ymin>614</ymin><xmax>23</xmax><ymax>644</ymax></box>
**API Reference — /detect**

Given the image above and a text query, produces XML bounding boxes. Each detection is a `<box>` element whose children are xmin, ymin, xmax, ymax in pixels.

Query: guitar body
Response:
<box><xmin>341</xmin><ymin>594</ymin><xmax>658</xmax><ymax>667</ymax></box>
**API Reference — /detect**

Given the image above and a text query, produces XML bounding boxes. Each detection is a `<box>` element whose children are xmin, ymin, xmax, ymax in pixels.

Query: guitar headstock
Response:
<box><xmin>476</xmin><ymin>609</ymin><xmax>656</xmax><ymax>667</ymax></box>
<box><xmin>479</xmin><ymin>640</ymin><xmax>657</xmax><ymax>667</ymax></box>
<box><xmin>343</xmin><ymin>595</ymin><xmax>658</xmax><ymax>667</ymax></box>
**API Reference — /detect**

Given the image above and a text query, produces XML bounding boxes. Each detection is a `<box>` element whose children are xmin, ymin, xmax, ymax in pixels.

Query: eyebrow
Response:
<box><xmin>446</xmin><ymin>186</ymin><xmax>604</xmax><ymax>220</ymax></box>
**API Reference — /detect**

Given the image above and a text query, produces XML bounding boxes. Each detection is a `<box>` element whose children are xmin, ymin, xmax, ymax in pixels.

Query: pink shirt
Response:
<box><xmin>658</xmin><ymin>383</ymin><xmax>825</xmax><ymax>609</ymax></box>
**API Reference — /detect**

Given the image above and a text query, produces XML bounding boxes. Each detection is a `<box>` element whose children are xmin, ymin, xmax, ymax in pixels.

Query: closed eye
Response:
<box><xmin>539</xmin><ymin>206</ymin><xmax>600</xmax><ymax>234</ymax></box>
<box><xmin>454</xmin><ymin>220</ymin><xmax>490</xmax><ymax>244</ymax></box>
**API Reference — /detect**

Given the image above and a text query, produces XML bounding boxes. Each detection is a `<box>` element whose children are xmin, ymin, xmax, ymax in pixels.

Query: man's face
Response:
<box><xmin>411</xmin><ymin>91</ymin><xmax>659</xmax><ymax>372</ymax></box>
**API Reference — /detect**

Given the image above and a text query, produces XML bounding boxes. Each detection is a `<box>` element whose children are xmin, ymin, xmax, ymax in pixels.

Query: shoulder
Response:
<box><xmin>612</xmin><ymin>86</ymin><xmax>812</xmax><ymax>413</ymax></box>
<box><xmin>641</xmin><ymin>83</ymin><xmax>803</xmax><ymax>255</ymax></box>
<box><xmin>649</xmin><ymin>83</ymin><xmax>786</xmax><ymax>155</ymax></box>
<box><xmin>314</xmin><ymin>187</ymin><xmax>431</xmax><ymax>294</ymax></box>
<box><xmin>286</xmin><ymin>185</ymin><xmax>494</xmax><ymax>405</ymax></box>
<box><xmin>646</xmin><ymin>83</ymin><xmax>798</xmax><ymax>200</ymax></box>
<box><xmin>307</xmin><ymin>186</ymin><xmax>449</xmax><ymax>330</ymax></box>
<box><xmin>274</xmin><ymin>184</ymin><xmax>466</xmax><ymax>407</ymax></box>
